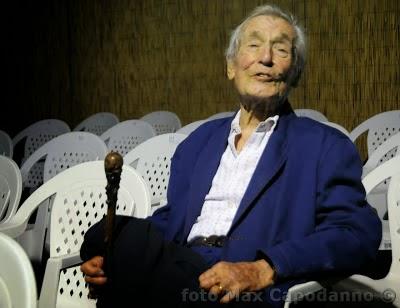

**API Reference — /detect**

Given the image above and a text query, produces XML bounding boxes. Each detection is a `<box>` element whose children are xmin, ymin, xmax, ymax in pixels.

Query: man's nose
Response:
<box><xmin>258</xmin><ymin>46</ymin><xmax>273</xmax><ymax>66</ymax></box>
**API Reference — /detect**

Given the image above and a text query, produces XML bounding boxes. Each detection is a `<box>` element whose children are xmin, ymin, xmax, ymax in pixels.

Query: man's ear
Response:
<box><xmin>227</xmin><ymin>60</ymin><xmax>235</xmax><ymax>80</ymax></box>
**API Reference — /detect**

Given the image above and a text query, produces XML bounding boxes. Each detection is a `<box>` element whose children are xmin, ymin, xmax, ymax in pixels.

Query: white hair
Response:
<box><xmin>225</xmin><ymin>4</ymin><xmax>306</xmax><ymax>87</ymax></box>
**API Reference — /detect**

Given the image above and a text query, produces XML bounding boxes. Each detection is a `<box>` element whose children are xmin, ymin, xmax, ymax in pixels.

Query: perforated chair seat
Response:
<box><xmin>73</xmin><ymin>112</ymin><xmax>119</xmax><ymax>136</ymax></box>
<box><xmin>0</xmin><ymin>161</ymin><xmax>151</xmax><ymax>308</ymax></box>
<box><xmin>101</xmin><ymin>120</ymin><xmax>156</xmax><ymax>156</ymax></box>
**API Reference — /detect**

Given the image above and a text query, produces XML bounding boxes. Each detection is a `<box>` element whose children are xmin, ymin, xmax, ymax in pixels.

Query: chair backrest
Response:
<box><xmin>12</xmin><ymin>119</ymin><xmax>70</xmax><ymax>163</ymax></box>
<box><xmin>362</xmin><ymin>156</ymin><xmax>400</xmax><ymax>252</ymax></box>
<box><xmin>363</xmin><ymin>132</ymin><xmax>400</xmax><ymax>177</ymax></box>
<box><xmin>0</xmin><ymin>130</ymin><xmax>13</xmax><ymax>158</ymax></box>
<box><xmin>19</xmin><ymin>132</ymin><xmax>107</xmax><ymax>260</ymax></box>
<box><xmin>100</xmin><ymin>120</ymin><xmax>156</xmax><ymax>156</ymax></box>
<box><xmin>140</xmin><ymin>111</ymin><xmax>182</xmax><ymax>135</ymax></box>
<box><xmin>73</xmin><ymin>112</ymin><xmax>119</xmax><ymax>136</ymax></box>
<box><xmin>0</xmin><ymin>156</ymin><xmax>22</xmax><ymax>224</ymax></box>
<box><xmin>0</xmin><ymin>233</ymin><xmax>37</xmax><ymax>308</ymax></box>
<box><xmin>44</xmin><ymin>162</ymin><xmax>149</xmax><ymax>307</ymax></box>
<box><xmin>20</xmin><ymin>132</ymin><xmax>108</xmax><ymax>189</ymax></box>
<box><xmin>48</xmin><ymin>162</ymin><xmax>151</xmax><ymax>257</ymax></box>
<box><xmin>321</xmin><ymin>121</ymin><xmax>350</xmax><ymax>137</ymax></box>
<box><xmin>207</xmin><ymin>111</ymin><xmax>235</xmax><ymax>120</ymax></box>
<box><xmin>124</xmin><ymin>133</ymin><xmax>187</xmax><ymax>206</ymax></box>
<box><xmin>350</xmin><ymin>110</ymin><xmax>400</xmax><ymax>157</ymax></box>
<box><xmin>294</xmin><ymin>109</ymin><xmax>328</xmax><ymax>122</ymax></box>
<box><xmin>176</xmin><ymin>120</ymin><xmax>207</xmax><ymax>135</ymax></box>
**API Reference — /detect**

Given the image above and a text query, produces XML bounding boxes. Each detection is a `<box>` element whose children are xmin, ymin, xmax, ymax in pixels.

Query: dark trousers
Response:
<box><xmin>80</xmin><ymin>216</ymin><xmax>275</xmax><ymax>307</ymax></box>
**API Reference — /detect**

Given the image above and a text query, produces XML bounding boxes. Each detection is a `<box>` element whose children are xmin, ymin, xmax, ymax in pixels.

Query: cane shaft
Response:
<box><xmin>88</xmin><ymin>152</ymin><xmax>123</xmax><ymax>300</ymax></box>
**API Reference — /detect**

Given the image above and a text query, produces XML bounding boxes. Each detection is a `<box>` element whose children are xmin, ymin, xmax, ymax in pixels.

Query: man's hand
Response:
<box><xmin>80</xmin><ymin>256</ymin><xmax>107</xmax><ymax>285</ymax></box>
<box><xmin>199</xmin><ymin>260</ymin><xmax>275</xmax><ymax>303</ymax></box>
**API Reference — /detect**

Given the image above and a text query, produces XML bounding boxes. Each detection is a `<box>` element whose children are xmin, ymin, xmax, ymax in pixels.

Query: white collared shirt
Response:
<box><xmin>187</xmin><ymin>111</ymin><xmax>279</xmax><ymax>242</ymax></box>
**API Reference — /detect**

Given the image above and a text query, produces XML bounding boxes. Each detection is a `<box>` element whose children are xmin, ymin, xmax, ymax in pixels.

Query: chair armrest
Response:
<box><xmin>39</xmin><ymin>253</ymin><xmax>83</xmax><ymax>308</ymax></box>
<box><xmin>284</xmin><ymin>281</ymin><xmax>324</xmax><ymax>308</ymax></box>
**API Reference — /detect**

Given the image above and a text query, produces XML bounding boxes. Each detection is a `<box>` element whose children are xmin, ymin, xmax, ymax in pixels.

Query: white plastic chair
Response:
<box><xmin>100</xmin><ymin>120</ymin><xmax>156</xmax><ymax>156</ymax></box>
<box><xmin>0</xmin><ymin>161</ymin><xmax>151</xmax><ymax>308</ymax></box>
<box><xmin>350</xmin><ymin>110</ymin><xmax>400</xmax><ymax>157</ymax></box>
<box><xmin>362</xmin><ymin>133</ymin><xmax>400</xmax><ymax>250</ymax></box>
<box><xmin>0</xmin><ymin>232</ymin><xmax>37</xmax><ymax>308</ymax></box>
<box><xmin>140</xmin><ymin>111</ymin><xmax>182</xmax><ymax>135</ymax></box>
<box><xmin>0</xmin><ymin>130</ymin><xmax>13</xmax><ymax>157</ymax></box>
<box><xmin>207</xmin><ymin>111</ymin><xmax>235</xmax><ymax>120</ymax></box>
<box><xmin>333</xmin><ymin>156</ymin><xmax>400</xmax><ymax>306</ymax></box>
<box><xmin>321</xmin><ymin>121</ymin><xmax>350</xmax><ymax>137</ymax></box>
<box><xmin>12</xmin><ymin>119</ymin><xmax>70</xmax><ymax>164</ymax></box>
<box><xmin>124</xmin><ymin>133</ymin><xmax>187</xmax><ymax>211</ymax></box>
<box><xmin>294</xmin><ymin>109</ymin><xmax>328</xmax><ymax>122</ymax></box>
<box><xmin>176</xmin><ymin>120</ymin><xmax>207</xmax><ymax>135</ymax></box>
<box><xmin>0</xmin><ymin>156</ymin><xmax>22</xmax><ymax>224</ymax></box>
<box><xmin>73</xmin><ymin>112</ymin><xmax>119</xmax><ymax>136</ymax></box>
<box><xmin>18</xmin><ymin>132</ymin><xmax>108</xmax><ymax>262</ymax></box>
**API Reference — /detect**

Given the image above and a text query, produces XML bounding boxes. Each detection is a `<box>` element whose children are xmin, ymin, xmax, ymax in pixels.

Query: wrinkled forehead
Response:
<box><xmin>240</xmin><ymin>15</ymin><xmax>296</xmax><ymax>43</ymax></box>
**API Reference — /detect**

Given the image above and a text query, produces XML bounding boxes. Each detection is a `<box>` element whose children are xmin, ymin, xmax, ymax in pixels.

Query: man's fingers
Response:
<box><xmin>198</xmin><ymin>268</ymin><xmax>217</xmax><ymax>281</ymax></box>
<box><xmin>84</xmin><ymin>275</ymin><xmax>107</xmax><ymax>285</ymax></box>
<box><xmin>220</xmin><ymin>288</ymin><xmax>240</xmax><ymax>304</ymax></box>
<box><xmin>208</xmin><ymin>284</ymin><xmax>225</xmax><ymax>296</ymax></box>
<box><xmin>80</xmin><ymin>256</ymin><xmax>105</xmax><ymax>276</ymax></box>
<box><xmin>199</xmin><ymin>276</ymin><xmax>219</xmax><ymax>289</ymax></box>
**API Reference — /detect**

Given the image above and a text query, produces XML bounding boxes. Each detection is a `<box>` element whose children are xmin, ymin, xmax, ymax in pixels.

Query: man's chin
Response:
<box><xmin>239</xmin><ymin>93</ymin><xmax>287</xmax><ymax>114</ymax></box>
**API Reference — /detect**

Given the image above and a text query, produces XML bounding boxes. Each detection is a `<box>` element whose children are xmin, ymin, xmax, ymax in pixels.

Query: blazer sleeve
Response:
<box><xmin>262</xmin><ymin>137</ymin><xmax>382</xmax><ymax>280</ymax></box>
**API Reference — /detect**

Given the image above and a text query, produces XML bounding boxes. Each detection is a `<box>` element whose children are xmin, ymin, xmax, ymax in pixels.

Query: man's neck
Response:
<box><xmin>238</xmin><ymin>95</ymin><xmax>286</xmax><ymax>132</ymax></box>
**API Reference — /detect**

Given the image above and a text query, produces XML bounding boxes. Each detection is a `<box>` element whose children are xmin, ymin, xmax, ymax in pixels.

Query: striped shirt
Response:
<box><xmin>187</xmin><ymin>111</ymin><xmax>279</xmax><ymax>242</ymax></box>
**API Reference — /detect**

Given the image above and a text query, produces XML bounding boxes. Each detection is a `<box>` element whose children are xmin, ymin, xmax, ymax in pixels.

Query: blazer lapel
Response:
<box><xmin>228</xmin><ymin>111</ymin><xmax>292</xmax><ymax>233</ymax></box>
<box><xmin>182</xmin><ymin>120</ymin><xmax>231</xmax><ymax>239</ymax></box>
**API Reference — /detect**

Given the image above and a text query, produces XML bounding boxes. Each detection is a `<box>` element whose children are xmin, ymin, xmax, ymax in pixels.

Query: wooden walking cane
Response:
<box><xmin>88</xmin><ymin>151</ymin><xmax>123</xmax><ymax>299</ymax></box>
<box><xmin>104</xmin><ymin>151</ymin><xmax>123</xmax><ymax>262</ymax></box>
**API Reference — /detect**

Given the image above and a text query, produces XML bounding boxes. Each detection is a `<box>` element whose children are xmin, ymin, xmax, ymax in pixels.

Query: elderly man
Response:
<box><xmin>81</xmin><ymin>4</ymin><xmax>381</xmax><ymax>307</ymax></box>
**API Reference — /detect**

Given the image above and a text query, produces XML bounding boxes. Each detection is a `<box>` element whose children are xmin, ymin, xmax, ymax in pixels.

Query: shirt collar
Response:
<box><xmin>230</xmin><ymin>109</ymin><xmax>279</xmax><ymax>136</ymax></box>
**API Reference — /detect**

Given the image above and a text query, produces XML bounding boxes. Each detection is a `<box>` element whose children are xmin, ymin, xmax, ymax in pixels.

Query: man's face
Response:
<box><xmin>227</xmin><ymin>15</ymin><xmax>296</xmax><ymax>100</ymax></box>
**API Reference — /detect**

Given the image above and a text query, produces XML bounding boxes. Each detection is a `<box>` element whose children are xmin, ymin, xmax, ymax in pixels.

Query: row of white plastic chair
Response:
<box><xmin>0</xmin><ymin>110</ymin><xmax>181</xmax><ymax>159</ymax></box>
<box><xmin>2</xmin><ymin>109</ymin><xmax>398</xmax><ymax>162</ymax></box>
<box><xmin>0</xmin><ymin>132</ymin><xmax>187</xmax><ymax>308</ymax></box>
<box><xmin>1</xmin><ymin>153</ymin><xmax>398</xmax><ymax>308</ymax></box>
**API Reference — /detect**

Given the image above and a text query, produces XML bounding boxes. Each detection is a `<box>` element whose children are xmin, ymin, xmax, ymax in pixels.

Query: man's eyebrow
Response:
<box><xmin>246</xmin><ymin>31</ymin><xmax>263</xmax><ymax>41</ymax></box>
<box><xmin>271</xmin><ymin>33</ymin><xmax>292</xmax><ymax>43</ymax></box>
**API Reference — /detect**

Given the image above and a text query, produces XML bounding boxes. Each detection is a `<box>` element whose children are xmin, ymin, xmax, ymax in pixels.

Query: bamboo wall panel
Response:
<box><xmin>3</xmin><ymin>0</ymin><xmax>399</xmax><ymax>150</ymax></box>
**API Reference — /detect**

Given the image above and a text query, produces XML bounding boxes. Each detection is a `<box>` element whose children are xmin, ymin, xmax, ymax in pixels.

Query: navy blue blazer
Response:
<box><xmin>149</xmin><ymin>106</ymin><xmax>381</xmax><ymax>281</ymax></box>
